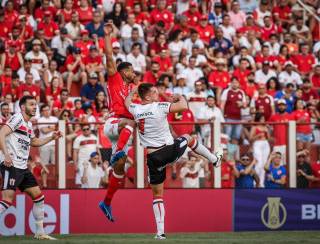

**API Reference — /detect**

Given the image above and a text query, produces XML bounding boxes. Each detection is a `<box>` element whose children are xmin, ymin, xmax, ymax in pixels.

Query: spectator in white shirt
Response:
<box><xmin>255</xmin><ymin>61</ymin><xmax>277</xmax><ymax>85</ymax></box>
<box><xmin>219</xmin><ymin>14</ymin><xmax>236</xmax><ymax>41</ymax></box>
<box><xmin>172</xmin><ymin>73</ymin><xmax>191</xmax><ymax>96</ymax></box>
<box><xmin>279</xmin><ymin>61</ymin><xmax>302</xmax><ymax>88</ymax></box>
<box><xmin>51</xmin><ymin>27</ymin><xmax>73</xmax><ymax>59</ymax></box>
<box><xmin>120</xmin><ymin>13</ymin><xmax>144</xmax><ymax>40</ymax></box>
<box><xmin>168</xmin><ymin>29</ymin><xmax>184</xmax><ymax>63</ymax></box>
<box><xmin>25</xmin><ymin>39</ymin><xmax>49</xmax><ymax>75</ymax></box>
<box><xmin>187</xmin><ymin>44</ymin><xmax>207</xmax><ymax>67</ymax></box>
<box><xmin>122</xmin><ymin>27</ymin><xmax>147</xmax><ymax>55</ymax></box>
<box><xmin>232</xmin><ymin>46</ymin><xmax>255</xmax><ymax>68</ymax></box>
<box><xmin>264</xmin><ymin>34</ymin><xmax>281</xmax><ymax>56</ymax></box>
<box><xmin>65</xmin><ymin>11</ymin><xmax>85</xmax><ymax>40</ymax></box>
<box><xmin>126</xmin><ymin>43</ymin><xmax>146</xmax><ymax>73</ymax></box>
<box><xmin>290</xmin><ymin>17</ymin><xmax>312</xmax><ymax>44</ymax></box>
<box><xmin>186</xmin><ymin>79</ymin><xmax>207</xmax><ymax>117</ymax></box>
<box><xmin>37</xmin><ymin>104</ymin><xmax>59</xmax><ymax>165</ymax></box>
<box><xmin>196</xmin><ymin>95</ymin><xmax>225</xmax><ymax>147</ymax></box>
<box><xmin>17</xmin><ymin>58</ymin><xmax>41</xmax><ymax>84</ymax></box>
<box><xmin>180</xmin><ymin>154</ymin><xmax>205</xmax><ymax>188</ymax></box>
<box><xmin>81</xmin><ymin>152</ymin><xmax>109</xmax><ymax>188</ymax></box>
<box><xmin>183</xmin><ymin>29</ymin><xmax>205</xmax><ymax>55</ymax></box>
<box><xmin>181</xmin><ymin>56</ymin><xmax>204</xmax><ymax>89</ymax></box>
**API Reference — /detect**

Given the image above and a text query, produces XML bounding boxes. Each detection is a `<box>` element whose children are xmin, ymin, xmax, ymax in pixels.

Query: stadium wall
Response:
<box><xmin>1</xmin><ymin>189</ymin><xmax>320</xmax><ymax>236</ymax></box>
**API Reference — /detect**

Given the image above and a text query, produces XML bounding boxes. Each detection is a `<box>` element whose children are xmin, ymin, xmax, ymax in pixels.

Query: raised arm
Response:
<box><xmin>169</xmin><ymin>94</ymin><xmax>188</xmax><ymax>113</ymax></box>
<box><xmin>104</xmin><ymin>23</ymin><xmax>117</xmax><ymax>77</ymax></box>
<box><xmin>125</xmin><ymin>87</ymin><xmax>137</xmax><ymax>110</ymax></box>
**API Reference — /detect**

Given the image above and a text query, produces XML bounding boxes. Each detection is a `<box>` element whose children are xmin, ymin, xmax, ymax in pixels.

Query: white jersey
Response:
<box><xmin>129</xmin><ymin>102</ymin><xmax>174</xmax><ymax>148</ymax></box>
<box><xmin>0</xmin><ymin>113</ymin><xmax>35</xmax><ymax>169</ymax></box>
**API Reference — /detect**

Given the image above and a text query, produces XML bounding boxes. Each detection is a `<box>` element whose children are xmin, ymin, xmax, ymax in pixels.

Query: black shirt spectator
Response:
<box><xmin>297</xmin><ymin>152</ymin><xmax>312</xmax><ymax>188</ymax></box>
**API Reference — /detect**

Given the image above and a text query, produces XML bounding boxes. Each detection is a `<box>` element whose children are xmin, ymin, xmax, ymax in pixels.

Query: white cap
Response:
<box><xmin>284</xmin><ymin>61</ymin><xmax>295</xmax><ymax>67</ymax></box>
<box><xmin>112</xmin><ymin>42</ymin><xmax>121</xmax><ymax>48</ymax></box>
<box><xmin>176</xmin><ymin>73</ymin><xmax>187</xmax><ymax>80</ymax></box>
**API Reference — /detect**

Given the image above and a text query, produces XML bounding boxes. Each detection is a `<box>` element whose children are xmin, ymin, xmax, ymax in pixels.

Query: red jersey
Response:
<box><xmin>261</xmin><ymin>24</ymin><xmax>282</xmax><ymax>41</ymax></box>
<box><xmin>252</xmin><ymin>95</ymin><xmax>274</xmax><ymax>121</ymax></box>
<box><xmin>57</xmin><ymin>9</ymin><xmax>73</xmax><ymax>23</ymax></box>
<box><xmin>182</xmin><ymin>10</ymin><xmax>202</xmax><ymax>27</ymax></box>
<box><xmin>4</xmin><ymin>10</ymin><xmax>18</xmax><ymax>28</ymax></box>
<box><xmin>37</xmin><ymin>21</ymin><xmax>59</xmax><ymax>39</ymax></box>
<box><xmin>135</xmin><ymin>12</ymin><xmax>149</xmax><ymax>25</ymax></box>
<box><xmin>65</xmin><ymin>55</ymin><xmax>81</xmax><ymax>73</ymax></box>
<box><xmin>149</xmin><ymin>8</ymin><xmax>174</xmax><ymax>29</ymax></box>
<box><xmin>237</xmin><ymin>25</ymin><xmax>260</xmax><ymax>35</ymax></box>
<box><xmin>0</xmin><ymin>20</ymin><xmax>11</xmax><ymax>39</ymax></box>
<box><xmin>45</xmin><ymin>87</ymin><xmax>61</xmax><ymax>101</ymax></box>
<box><xmin>255</xmin><ymin>54</ymin><xmax>277</xmax><ymax>66</ymax></box>
<box><xmin>73</xmin><ymin>108</ymin><xmax>85</xmax><ymax>119</ymax></box>
<box><xmin>152</xmin><ymin>56</ymin><xmax>172</xmax><ymax>72</ymax></box>
<box><xmin>293</xmin><ymin>54</ymin><xmax>315</xmax><ymax>74</ymax></box>
<box><xmin>310</xmin><ymin>161</ymin><xmax>320</xmax><ymax>188</ymax></box>
<box><xmin>268</xmin><ymin>112</ymin><xmax>291</xmax><ymax>146</ymax></box>
<box><xmin>0</xmin><ymin>75</ymin><xmax>12</xmax><ymax>87</ymax></box>
<box><xmin>76</xmin><ymin>7</ymin><xmax>93</xmax><ymax>25</ymax></box>
<box><xmin>302</xmin><ymin>89</ymin><xmax>319</xmax><ymax>102</ymax></box>
<box><xmin>2</xmin><ymin>84</ymin><xmax>19</xmax><ymax>101</ymax></box>
<box><xmin>106</xmin><ymin>72</ymin><xmax>133</xmax><ymax>119</ymax></box>
<box><xmin>311</xmin><ymin>74</ymin><xmax>320</xmax><ymax>88</ymax></box>
<box><xmin>4</xmin><ymin>52</ymin><xmax>21</xmax><ymax>71</ymax></box>
<box><xmin>143</xmin><ymin>71</ymin><xmax>158</xmax><ymax>85</ymax></box>
<box><xmin>75</xmin><ymin>40</ymin><xmax>93</xmax><ymax>58</ymax></box>
<box><xmin>149</xmin><ymin>41</ymin><xmax>168</xmax><ymax>55</ymax></box>
<box><xmin>196</xmin><ymin>24</ymin><xmax>215</xmax><ymax>44</ymax></box>
<box><xmin>291</xmin><ymin>109</ymin><xmax>312</xmax><ymax>134</ymax></box>
<box><xmin>52</xmin><ymin>99</ymin><xmax>74</xmax><ymax>111</ymax></box>
<box><xmin>245</xmin><ymin>84</ymin><xmax>257</xmax><ymax>98</ymax></box>
<box><xmin>167</xmin><ymin>109</ymin><xmax>194</xmax><ymax>136</ymax></box>
<box><xmin>208</xmin><ymin>70</ymin><xmax>230</xmax><ymax>89</ymax></box>
<box><xmin>233</xmin><ymin>68</ymin><xmax>250</xmax><ymax>90</ymax></box>
<box><xmin>83</xmin><ymin>55</ymin><xmax>102</xmax><ymax>66</ymax></box>
<box><xmin>34</xmin><ymin>6</ymin><xmax>57</xmax><ymax>21</ymax></box>
<box><xmin>221</xmin><ymin>162</ymin><xmax>234</xmax><ymax>188</ymax></box>
<box><xmin>272</xmin><ymin>6</ymin><xmax>291</xmax><ymax>20</ymax></box>
<box><xmin>222</xmin><ymin>88</ymin><xmax>246</xmax><ymax>120</ymax></box>
<box><xmin>17</xmin><ymin>84</ymin><xmax>40</xmax><ymax>98</ymax></box>
<box><xmin>21</xmin><ymin>24</ymin><xmax>34</xmax><ymax>41</ymax></box>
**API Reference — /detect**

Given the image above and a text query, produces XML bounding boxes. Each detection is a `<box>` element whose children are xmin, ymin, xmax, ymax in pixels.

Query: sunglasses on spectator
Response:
<box><xmin>241</xmin><ymin>157</ymin><xmax>250</xmax><ymax>161</ymax></box>
<box><xmin>82</xmin><ymin>127</ymin><xmax>90</xmax><ymax>131</ymax></box>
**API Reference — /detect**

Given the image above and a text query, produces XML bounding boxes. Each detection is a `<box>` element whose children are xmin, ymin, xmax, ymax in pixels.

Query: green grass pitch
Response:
<box><xmin>1</xmin><ymin>231</ymin><xmax>320</xmax><ymax>243</ymax></box>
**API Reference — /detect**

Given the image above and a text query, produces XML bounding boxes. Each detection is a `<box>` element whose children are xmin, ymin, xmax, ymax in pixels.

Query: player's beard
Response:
<box><xmin>25</xmin><ymin>107</ymin><xmax>36</xmax><ymax>118</ymax></box>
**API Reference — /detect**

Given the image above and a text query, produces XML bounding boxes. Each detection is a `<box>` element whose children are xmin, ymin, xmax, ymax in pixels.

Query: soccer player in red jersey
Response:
<box><xmin>99</xmin><ymin>24</ymin><xmax>136</xmax><ymax>222</ymax></box>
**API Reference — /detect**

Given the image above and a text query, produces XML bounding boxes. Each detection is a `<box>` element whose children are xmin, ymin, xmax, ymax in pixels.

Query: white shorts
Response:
<box><xmin>104</xmin><ymin>117</ymin><xmax>120</xmax><ymax>141</ymax></box>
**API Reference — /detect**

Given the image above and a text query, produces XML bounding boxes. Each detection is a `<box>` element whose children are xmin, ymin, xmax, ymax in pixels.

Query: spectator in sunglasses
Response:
<box><xmin>234</xmin><ymin>153</ymin><xmax>260</xmax><ymax>188</ymax></box>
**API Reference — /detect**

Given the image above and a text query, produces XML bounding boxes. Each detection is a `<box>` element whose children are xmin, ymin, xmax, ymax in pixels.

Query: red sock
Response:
<box><xmin>104</xmin><ymin>172</ymin><xmax>125</xmax><ymax>205</ymax></box>
<box><xmin>116</xmin><ymin>126</ymin><xmax>133</xmax><ymax>152</ymax></box>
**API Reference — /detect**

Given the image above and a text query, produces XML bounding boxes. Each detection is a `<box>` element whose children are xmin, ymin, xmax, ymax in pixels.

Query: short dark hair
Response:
<box><xmin>60</xmin><ymin>88</ymin><xmax>69</xmax><ymax>95</ymax></box>
<box><xmin>19</xmin><ymin>95</ymin><xmax>35</xmax><ymax>108</ymax></box>
<box><xmin>117</xmin><ymin>62</ymin><xmax>132</xmax><ymax>72</ymax></box>
<box><xmin>40</xmin><ymin>104</ymin><xmax>49</xmax><ymax>112</ymax></box>
<box><xmin>1</xmin><ymin>102</ymin><xmax>9</xmax><ymax>109</ymax></box>
<box><xmin>138</xmin><ymin>83</ymin><xmax>153</xmax><ymax>100</ymax></box>
<box><xmin>207</xmin><ymin>95</ymin><xmax>215</xmax><ymax>100</ymax></box>
<box><xmin>254</xmin><ymin>112</ymin><xmax>264</xmax><ymax>122</ymax></box>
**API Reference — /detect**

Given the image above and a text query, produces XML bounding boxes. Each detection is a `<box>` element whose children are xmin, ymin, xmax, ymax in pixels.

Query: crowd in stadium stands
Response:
<box><xmin>0</xmin><ymin>0</ymin><xmax>320</xmax><ymax>189</ymax></box>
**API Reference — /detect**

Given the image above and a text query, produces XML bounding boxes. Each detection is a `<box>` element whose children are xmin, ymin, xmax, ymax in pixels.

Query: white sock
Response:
<box><xmin>153</xmin><ymin>198</ymin><xmax>165</xmax><ymax>235</ymax></box>
<box><xmin>32</xmin><ymin>195</ymin><xmax>45</xmax><ymax>235</ymax></box>
<box><xmin>190</xmin><ymin>139</ymin><xmax>217</xmax><ymax>163</ymax></box>
<box><xmin>0</xmin><ymin>200</ymin><xmax>10</xmax><ymax>214</ymax></box>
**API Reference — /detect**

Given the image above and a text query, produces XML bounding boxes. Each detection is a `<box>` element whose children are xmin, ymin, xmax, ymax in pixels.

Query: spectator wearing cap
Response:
<box><xmin>0</xmin><ymin>40</ymin><xmax>23</xmax><ymax>72</ymax></box>
<box><xmin>253</xmin><ymin>0</ymin><xmax>271</xmax><ymax>27</ymax></box>
<box><xmin>122</xmin><ymin>27</ymin><xmax>147</xmax><ymax>55</ymax></box>
<box><xmin>121</xmin><ymin>13</ymin><xmax>144</xmax><ymax>41</ymax></box>
<box><xmin>181</xmin><ymin>56</ymin><xmax>204</xmax><ymax>89</ymax></box>
<box><xmin>260</xmin><ymin>15</ymin><xmax>282</xmax><ymax>42</ymax></box>
<box><xmin>75</xmin><ymin>29</ymin><xmax>94</xmax><ymax>57</ymax></box>
<box><xmin>65</xmin><ymin>46</ymin><xmax>87</xmax><ymax>91</ymax></box>
<box><xmin>296</xmin><ymin>150</ymin><xmax>312</xmax><ymax>188</ymax></box>
<box><xmin>228</xmin><ymin>1</ymin><xmax>246</xmax><ymax>30</ymax></box>
<box><xmin>311</xmin><ymin>64</ymin><xmax>320</xmax><ymax>90</ymax></box>
<box><xmin>143</xmin><ymin>60</ymin><xmax>161</xmax><ymax>85</ymax></box>
<box><xmin>84</xmin><ymin>45</ymin><xmax>105</xmax><ymax>84</ymax></box>
<box><xmin>37</xmin><ymin>10</ymin><xmax>59</xmax><ymax>41</ymax></box>
<box><xmin>268</xmin><ymin>98</ymin><xmax>292</xmax><ymax>164</ymax></box>
<box><xmin>208</xmin><ymin>2</ymin><xmax>224</xmax><ymax>27</ymax></box>
<box><xmin>81</xmin><ymin>151</ymin><xmax>109</xmax><ymax>188</ymax></box>
<box><xmin>186</xmin><ymin>79</ymin><xmax>207</xmax><ymax>118</ymax></box>
<box><xmin>126</xmin><ymin>42</ymin><xmax>146</xmax><ymax>74</ymax></box>
<box><xmin>234</xmin><ymin>154</ymin><xmax>260</xmax><ymax>188</ymax></box>
<box><xmin>293</xmin><ymin>43</ymin><xmax>316</xmax><ymax>76</ymax></box>
<box><xmin>76</xmin><ymin>0</ymin><xmax>94</xmax><ymax>25</ymax></box>
<box><xmin>219</xmin><ymin>14</ymin><xmax>236</xmax><ymax>42</ymax></box>
<box><xmin>264</xmin><ymin>152</ymin><xmax>286</xmax><ymax>189</ymax></box>
<box><xmin>80</xmin><ymin>72</ymin><xmax>105</xmax><ymax>103</ymax></box>
<box><xmin>182</xmin><ymin>29</ymin><xmax>205</xmax><ymax>56</ymax></box>
<box><xmin>278</xmin><ymin>61</ymin><xmax>302</xmax><ymax>88</ymax></box>
<box><xmin>291</xmin><ymin>99</ymin><xmax>313</xmax><ymax>150</ymax></box>
<box><xmin>196</xmin><ymin>14</ymin><xmax>215</xmax><ymax>46</ymax></box>
<box><xmin>196</xmin><ymin>96</ymin><xmax>224</xmax><ymax>147</ymax></box>
<box><xmin>221</xmin><ymin>77</ymin><xmax>247</xmax><ymax>141</ymax></box>
<box><xmin>182</xmin><ymin>1</ymin><xmax>201</xmax><ymax>28</ymax></box>
<box><xmin>250</xmin><ymin>83</ymin><xmax>275</xmax><ymax>121</ymax></box>
<box><xmin>149</xmin><ymin>0</ymin><xmax>174</xmax><ymax>32</ymax></box>
<box><xmin>65</xmin><ymin>11</ymin><xmax>85</xmax><ymax>41</ymax></box>
<box><xmin>208</xmin><ymin>58</ymin><xmax>230</xmax><ymax>103</ymax></box>
<box><xmin>209</xmin><ymin>27</ymin><xmax>234</xmax><ymax>55</ymax></box>
<box><xmin>172</xmin><ymin>74</ymin><xmax>191</xmax><ymax>96</ymax></box>
<box><xmin>51</xmin><ymin>27</ymin><xmax>73</xmax><ymax>61</ymax></box>
<box><xmin>255</xmin><ymin>60</ymin><xmax>277</xmax><ymax>85</ymax></box>
<box><xmin>111</xmin><ymin>41</ymin><xmax>126</xmax><ymax>62</ymax></box>
<box><xmin>25</xmin><ymin>39</ymin><xmax>49</xmax><ymax>75</ymax></box>
<box><xmin>85</xmin><ymin>10</ymin><xmax>104</xmax><ymax>38</ymax></box>
<box><xmin>37</xmin><ymin>104</ymin><xmax>59</xmax><ymax>166</ymax></box>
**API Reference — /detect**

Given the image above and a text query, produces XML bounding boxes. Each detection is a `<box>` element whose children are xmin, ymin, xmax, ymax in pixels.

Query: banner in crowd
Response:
<box><xmin>0</xmin><ymin>189</ymin><xmax>232</xmax><ymax>235</ymax></box>
<box><xmin>234</xmin><ymin>189</ymin><xmax>320</xmax><ymax>231</ymax></box>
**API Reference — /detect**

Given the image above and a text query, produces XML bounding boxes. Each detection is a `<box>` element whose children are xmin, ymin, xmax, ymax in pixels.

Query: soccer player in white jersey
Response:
<box><xmin>125</xmin><ymin>83</ymin><xmax>223</xmax><ymax>240</ymax></box>
<box><xmin>0</xmin><ymin>95</ymin><xmax>62</xmax><ymax>240</ymax></box>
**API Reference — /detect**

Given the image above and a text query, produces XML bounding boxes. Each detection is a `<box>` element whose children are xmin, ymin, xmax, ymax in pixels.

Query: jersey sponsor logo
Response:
<box><xmin>136</xmin><ymin>111</ymin><xmax>154</xmax><ymax>119</ymax></box>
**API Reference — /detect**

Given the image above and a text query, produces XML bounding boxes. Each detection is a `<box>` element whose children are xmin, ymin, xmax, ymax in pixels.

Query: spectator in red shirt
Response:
<box><xmin>272</xmin><ymin>0</ymin><xmax>292</xmax><ymax>27</ymax></box>
<box><xmin>221</xmin><ymin>146</ymin><xmax>235</xmax><ymax>188</ymax></box>
<box><xmin>261</xmin><ymin>15</ymin><xmax>282</xmax><ymax>42</ymax></box>
<box><xmin>182</xmin><ymin>1</ymin><xmax>201</xmax><ymax>28</ymax></box>
<box><xmin>309</xmin><ymin>152</ymin><xmax>320</xmax><ymax>188</ymax></box>
<box><xmin>196</xmin><ymin>14</ymin><xmax>215</xmax><ymax>46</ymax></box>
<box><xmin>266</xmin><ymin>77</ymin><xmax>281</xmax><ymax>97</ymax></box>
<box><xmin>293</xmin><ymin>43</ymin><xmax>316</xmax><ymax>77</ymax></box>
<box><xmin>0</xmin><ymin>9</ymin><xmax>11</xmax><ymax>39</ymax></box>
<box><xmin>76</xmin><ymin>0</ymin><xmax>94</xmax><ymax>25</ymax></box>
<box><xmin>152</xmin><ymin>49</ymin><xmax>173</xmax><ymax>74</ymax></box>
<box><xmin>232</xmin><ymin>58</ymin><xmax>251</xmax><ymax>91</ymax></box>
<box><xmin>0</xmin><ymin>40</ymin><xmax>23</xmax><ymax>72</ymax></box>
<box><xmin>311</xmin><ymin>64</ymin><xmax>320</xmax><ymax>90</ymax></box>
<box><xmin>52</xmin><ymin>88</ymin><xmax>74</xmax><ymax>117</ymax></box>
<box><xmin>45</xmin><ymin>76</ymin><xmax>62</xmax><ymax>107</ymax></box>
<box><xmin>57</xmin><ymin>0</ymin><xmax>73</xmax><ymax>25</ymax></box>
<box><xmin>0</xmin><ymin>66</ymin><xmax>12</xmax><ymax>88</ymax></box>
<box><xmin>167</xmin><ymin>105</ymin><xmax>195</xmax><ymax>137</ymax></box>
<box><xmin>73</xmin><ymin>99</ymin><xmax>85</xmax><ymax>120</ymax></box>
<box><xmin>292</xmin><ymin>99</ymin><xmax>313</xmax><ymax>150</ymax></box>
<box><xmin>4</xmin><ymin>0</ymin><xmax>18</xmax><ymax>29</ymax></box>
<box><xmin>17</xmin><ymin>15</ymin><xmax>34</xmax><ymax>43</ymax></box>
<box><xmin>84</xmin><ymin>45</ymin><xmax>104</xmax><ymax>85</ymax></box>
<box><xmin>1</xmin><ymin>72</ymin><xmax>19</xmax><ymax>102</ymax></box>
<box><xmin>149</xmin><ymin>0</ymin><xmax>174</xmax><ymax>32</ymax></box>
<box><xmin>301</xmin><ymin>78</ymin><xmax>319</xmax><ymax>104</ymax></box>
<box><xmin>37</xmin><ymin>11</ymin><xmax>59</xmax><ymax>41</ymax></box>
<box><xmin>34</xmin><ymin>0</ymin><xmax>57</xmax><ymax>22</ymax></box>
<box><xmin>143</xmin><ymin>60</ymin><xmax>161</xmax><ymax>85</ymax></box>
<box><xmin>149</xmin><ymin>32</ymin><xmax>168</xmax><ymax>58</ymax></box>
<box><xmin>17</xmin><ymin>73</ymin><xmax>41</xmax><ymax>102</ymax></box>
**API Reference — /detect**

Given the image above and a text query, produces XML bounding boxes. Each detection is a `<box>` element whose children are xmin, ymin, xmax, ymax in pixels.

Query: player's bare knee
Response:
<box><xmin>2</xmin><ymin>190</ymin><xmax>15</xmax><ymax>203</ymax></box>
